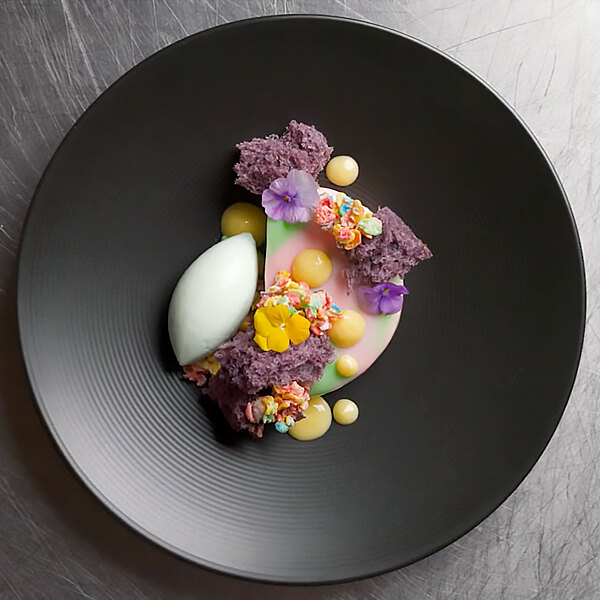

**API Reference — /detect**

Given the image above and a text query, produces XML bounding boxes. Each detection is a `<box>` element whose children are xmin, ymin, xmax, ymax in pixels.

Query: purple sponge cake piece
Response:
<box><xmin>234</xmin><ymin>120</ymin><xmax>333</xmax><ymax>194</ymax></box>
<box><xmin>345</xmin><ymin>207</ymin><xmax>433</xmax><ymax>290</ymax></box>
<box><xmin>205</xmin><ymin>327</ymin><xmax>335</xmax><ymax>437</ymax></box>
<box><xmin>205</xmin><ymin>375</ymin><xmax>263</xmax><ymax>437</ymax></box>
<box><xmin>281</xmin><ymin>120</ymin><xmax>332</xmax><ymax>166</ymax></box>
<box><xmin>214</xmin><ymin>327</ymin><xmax>335</xmax><ymax>394</ymax></box>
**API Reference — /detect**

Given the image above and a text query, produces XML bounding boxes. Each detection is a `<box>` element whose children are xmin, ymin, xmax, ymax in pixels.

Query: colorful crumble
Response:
<box><xmin>256</xmin><ymin>270</ymin><xmax>342</xmax><ymax>337</ymax></box>
<box><xmin>246</xmin><ymin>381</ymin><xmax>311</xmax><ymax>431</ymax></box>
<box><xmin>313</xmin><ymin>191</ymin><xmax>383</xmax><ymax>250</ymax></box>
<box><xmin>182</xmin><ymin>354</ymin><xmax>220</xmax><ymax>386</ymax></box>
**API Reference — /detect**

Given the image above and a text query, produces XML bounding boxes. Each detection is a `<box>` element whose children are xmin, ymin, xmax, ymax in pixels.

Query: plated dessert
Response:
<box><xmin>168</xmin><ymin>121</ymin><xmax>432</xmax><ymax>440</ymax></box>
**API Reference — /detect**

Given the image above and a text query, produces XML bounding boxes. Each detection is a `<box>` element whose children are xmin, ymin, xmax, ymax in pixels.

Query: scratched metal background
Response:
<box><xmin>0</xmin><ymin>1</ymin><xmax>598</xmax><ymax>599</ymax></box>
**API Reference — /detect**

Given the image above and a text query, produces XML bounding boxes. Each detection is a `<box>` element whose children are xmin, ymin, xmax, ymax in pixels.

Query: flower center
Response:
<box><xmin>383</xmin><ymin>288</ymin><xmax>389</xmax><ymax>295</ymax></box>
<box><xmin>283</xmin><ymin>195</ymin><xmax>290</xmax><ymax>202</ymax></box>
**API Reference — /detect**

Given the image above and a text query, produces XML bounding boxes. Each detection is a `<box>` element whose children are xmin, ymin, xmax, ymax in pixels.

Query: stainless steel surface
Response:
<box><xmin>0</xmin><ymin>1</ymin><xmax>598</xmax><ymax>598</ymax></box>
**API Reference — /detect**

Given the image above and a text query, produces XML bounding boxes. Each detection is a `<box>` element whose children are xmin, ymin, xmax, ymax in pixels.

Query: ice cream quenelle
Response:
<box><xmin>169</xmin><ymin>120</ymin><xmax>432</xmax><ymax>440</ymax></box>
<box><xmin>168</xmin><ymin>233</ymin><xmax>258</xmax><ymax>365</ymax></box>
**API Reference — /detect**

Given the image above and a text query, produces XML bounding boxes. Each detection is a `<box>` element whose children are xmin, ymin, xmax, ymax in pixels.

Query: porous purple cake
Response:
<box><xmin>204</xmin><ymin>375</ymin><xmax>264</xmax><ymax>437</ymax></box>
<box><xmin>214</xmin><ymin>326</ymin><xmax>335</xmax><ymax>393</ymax></box>
<box><xmin>204</xmin><ymin>327</ymin><xmax>335</xmax><ymax>436</ymax></box>
<box><xmin>345</xmin><ymin>207</ymin><xmax>433</xmax><ymax>290</ymax></box>
<box><xmin>234</xmin><ymin>120</ymin><xmax>333</xmax><ymax>194</ymax></box>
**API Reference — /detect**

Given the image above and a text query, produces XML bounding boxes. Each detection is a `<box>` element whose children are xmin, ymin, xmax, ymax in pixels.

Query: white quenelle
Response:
<box><xmin>168</xmin><ymin>233</ymin><xmax>258</xmax><ymax>365</ymax></box>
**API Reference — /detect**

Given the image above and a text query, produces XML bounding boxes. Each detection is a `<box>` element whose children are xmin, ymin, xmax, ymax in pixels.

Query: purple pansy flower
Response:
<box><xmin>261</xmin><ymin>169</ymin><xmax>320</xmax><ymax>223</ymax></box>
<box><xmin>356</xmin><ymin>282</ymin><xmax>409</xmax><ymax>315</ymax></box>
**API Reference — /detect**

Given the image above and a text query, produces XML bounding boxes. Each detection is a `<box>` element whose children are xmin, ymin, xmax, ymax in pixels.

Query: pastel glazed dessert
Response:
<box><xmin>264</xmin><ymin>187</ymin><xmax>408</xmax><ymax>396</ymax></box>
<box><xmin>169</xmin><ymin>121</ymin><xmax>432</xmax><ymax>440</ymax></box>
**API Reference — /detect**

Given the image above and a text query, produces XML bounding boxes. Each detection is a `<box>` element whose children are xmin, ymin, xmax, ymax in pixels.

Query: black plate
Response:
<box><xmin>18</xmin><ymin>16</ymin><xmax>585</xmax><ymax>584</ymax></box>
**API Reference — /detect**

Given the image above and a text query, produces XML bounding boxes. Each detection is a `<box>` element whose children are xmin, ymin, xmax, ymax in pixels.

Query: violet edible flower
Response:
<box><xmin>261</xmin><ymin>169</ymin><xmax>320</xmax><ymax>223</ymax></box>
<box><xmin>356</xmin><ymin>282</ymin><xmax>409</xmax><ymax>315</ymax></box>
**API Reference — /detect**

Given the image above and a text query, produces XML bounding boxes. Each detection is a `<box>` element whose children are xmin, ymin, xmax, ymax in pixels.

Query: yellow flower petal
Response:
<box><xmin>268</xmin><ymin>328</ymin><xmax>290</xmax><ymax>353</ymax></box>
<box><xmin>285</xmin><ymin>313</ymin><xmax>311</xmax><ymax>345</ymax></box>
<box><xmin>254</xmin><ymin>308</ymin><xmax>274</xmax><ymax>336</ymax></box>
<box><xmin>254</xmin><ymin>333</ymin><xmax>270</xmax><ymax>351</ymax></box>
<box><xmin>268</xmin><ymin>304</ymin><xmax>291</xmax><ymax>327</ymax></box>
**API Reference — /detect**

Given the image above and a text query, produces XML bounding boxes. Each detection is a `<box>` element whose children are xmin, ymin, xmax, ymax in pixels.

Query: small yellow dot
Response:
<box><xmin>291</xmin><ymin>249</ymin><xmax>332</xmax><ymax>288</ymax></box>
<box><xmin>326</xmin><ymin>155</ymin><xmax>359</xmax><ymax>187</ymax></box>
<box><xmin>288</xmin><ymin>396</ymin><xmax>332</xmax><ymax>441</ymax></box>
<box><xmin>333</xmin><ymin>399</ymin><xmax>359</xmax><ymax>425</ymax></box>
<box><xmin>328</xmin><ymin>309</ymin><xmax>365</xmax><ymax>348</ymax></box>
<box><xmin>221</xmin><ymin>202</ymin><xmax>266</xmax><ymax>245</ymax></box>
<box><xmin>336</xmin><ymin>354</ymin><xmax>358</xmax><ymax>377</ymax></box>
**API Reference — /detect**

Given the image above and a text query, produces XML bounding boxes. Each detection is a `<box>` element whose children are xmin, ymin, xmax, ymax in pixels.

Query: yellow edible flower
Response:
<box><xmin>253</xmin><ymin>304</ymin><xmax>310</xmax><ymax>353</ymax></box>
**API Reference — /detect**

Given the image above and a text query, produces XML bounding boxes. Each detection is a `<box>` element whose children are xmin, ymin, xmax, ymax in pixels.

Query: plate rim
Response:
<box><xmin>16</xmin><ymin>14</ymin><xmax>587</xmax><ymax>585</ymax></box>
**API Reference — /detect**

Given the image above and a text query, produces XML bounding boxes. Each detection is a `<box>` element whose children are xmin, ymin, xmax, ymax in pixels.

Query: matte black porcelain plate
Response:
<box><xmin>18</xmin><ymin>16</ymin><xmax>585</xmax><ymax>584</ymax></box>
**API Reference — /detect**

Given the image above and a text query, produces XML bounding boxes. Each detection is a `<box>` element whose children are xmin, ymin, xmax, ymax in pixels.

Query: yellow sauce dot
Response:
<box><xmin>333</xmin><ymin>399</ymin><xmax>359</xmax><ymax>425</ymax></box>
<box><xmin>326</xmin><ymin>155</ymin><xmax>359</xmax><ymax>187</ymax></box>
<box><xmin>291</xmin><ymin>249</ymin><xmax>332</xmax><ymax>288</ymax></box>
<box><xmin>221</xmin><ymin>202</ymin><xmax>266</xmax><ymax>245</ymax></box>
<box><xmin>328</xmin><ymin>309</ymin><xmax>365</xmax><ymax>347</ymax></box>
<box><xmin>288</xmin><ymin>396</ymin><xmax>332</xmax><ymax>441</ymax></box>
<box><xmin>336</xmin><ymin>354</ymin><xmax>358</xmax><ymax>377</ymax></box>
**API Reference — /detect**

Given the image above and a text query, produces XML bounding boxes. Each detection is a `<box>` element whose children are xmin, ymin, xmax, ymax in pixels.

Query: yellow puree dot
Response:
<box><xmin>326</xmin><ymin>155</ymin><xmax>359</xmax><ymax>187</ymax></box>
<box><xmin>336</xmin><ymin>354</ymin><xmax>358</xmax><ymax>377</ymax></box>
<box><xmin>328</xmin><ymin>309</ymin><xmax>365</xmax><ymax>348</ymax></box>
<box><xmin>333</xmin><ymin>399</ymin><xmax>359</xmax><ymax>425</ymax></box>
<box><xmin>221</xmin><ymin>202</ymin><xmax>266</xmax><ymax>245</ymax></box>
<box><xmin>289</xmin><ymin>396</ymin><xmax>332</xmax><ymax>441</ymax></box>
<box><xmin>291</xmin><ymin>249</ymin><xmax>332</xmax><ymax>288</ymax></box>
